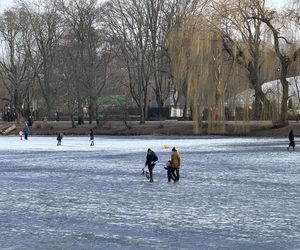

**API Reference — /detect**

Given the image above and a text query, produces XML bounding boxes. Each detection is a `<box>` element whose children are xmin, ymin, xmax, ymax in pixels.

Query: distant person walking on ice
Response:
<box><xmin>57</xmin><ymin>133</ymin><xmax>63</xmax><ymax>146</ymax></box>
<box><xmin>90</xmin><ymin>129</ymin><xmax>94</xmax><ymax>146</ymax></box>
<box><xmin>171</xmin><ymin>147</ymin><xmax>181</xmax><ymax>182</ymax></box>
<box><xmin>288</xmin><ymin>130</ymin><xmax>295</xmax><ymax>151</ymax></box>
<box><xmin>144</xmin><ymin>148</ymin><xmax>158</xmax><ymax>183</ymax></box>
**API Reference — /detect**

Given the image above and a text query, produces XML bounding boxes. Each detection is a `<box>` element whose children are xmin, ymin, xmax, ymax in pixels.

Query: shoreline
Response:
<box><xmin>1</xmin><ymin>120</ymin><xmax>299</xmax><ymax>138</ymax></box>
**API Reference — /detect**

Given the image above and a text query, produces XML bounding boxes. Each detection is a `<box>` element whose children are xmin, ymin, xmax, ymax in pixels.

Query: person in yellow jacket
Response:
<box><xmin>171</xmin><ymin>147</ymin><xmax>181</xmax><ymax>182</ymax></box>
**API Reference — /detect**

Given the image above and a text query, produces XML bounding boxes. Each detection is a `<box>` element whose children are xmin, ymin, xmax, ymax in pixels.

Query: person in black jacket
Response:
<box><xmin>90</xmin><ymin>129</ymin><xmax>94</xmax><ymax>146</ymax></box>
<box><xmin>144</xmin><ymin>148</ymin><xmax>158</xmax><ymax>183</ymax></box>
<box><xmin>288</xmin><ymin>130</ymin><xmax>295</xmax><ymax>151</ymax></box>
<box><xmin>57</xmin><ymin>133</ymin><xmax>63</xmax><ymax>146</ymax></box>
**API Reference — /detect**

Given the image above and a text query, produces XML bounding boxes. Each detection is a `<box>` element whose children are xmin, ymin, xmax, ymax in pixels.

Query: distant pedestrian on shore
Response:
<box><xmin>57</xmin><ymin>133</ymin><xmax>63</xmax><ymax>146</ymax></box>
<box><xmin>27</xmin><ymin>115</ymin><xmax>33</xmax><ymax>127</ymax></box>
<box><xmin>90</xmin><ymin>129</ymin><xmax>94</xmax><ymax>146</ymax></box>
<box><xmin>288</xmin><ymin>130</ymin><xmax>295</xmax><ymax>151</ymax></box>
<box><xmin>144</xmin><ymin>148</ymin><xmax>158</xmax><ymax>183</ymax></box>
<box><xmin>54</xmin><ymin>111</ymin><xmax>60</xmax><ymax>122</ymax></box>
<box><xmin>171</xmin><ymin>147</ymin><xmax>181</xmax><ymax>182</ymax></box>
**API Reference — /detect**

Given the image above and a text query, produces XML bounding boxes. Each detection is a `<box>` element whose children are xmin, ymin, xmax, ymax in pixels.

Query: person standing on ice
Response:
<box><xmin>19</xmin><ymin>130</ymin><xmax>23</xmax><ymax>140</ymax></box>
<box><xmin>288</xmin><ymin>130</ymin><xmax>295</xmax><ymax>151</ymax></box>
<box><xmin>144</xmin><ymin>148</ymin><xmax>158</xmax><ymax>183</ymax></box>
<box><xmin>164</xmin><ymin>160</ymin><xmax>176</xmax><ymax>182</ymax></box>
<box><xmin>90</xmin><ymin>129</ymin><xmax>94</xmax><ymax>146</ymax></box>
<box><xmin>23</xmin><ymin>122</ymin><xmax>29</xmax><ymax>140</ymax></box>
<box><xmin>57</xmin><ymin>133</ymin><xmax>63</xmax><ymax>146</ymax></box>
<box><xmin>171</xmin><ymin>147</ymin><xmax>181</xmax><ymax>182</ymax></box>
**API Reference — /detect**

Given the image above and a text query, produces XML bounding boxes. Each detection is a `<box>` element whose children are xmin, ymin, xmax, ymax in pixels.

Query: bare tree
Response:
<box><xmin>0</xmin><ymin>8</ymin><xmax>34</xmax><ymax>121</ymax></box>
<box><xmin>213</xmin><ymin>0</ymin><xmax>277</xmax><ymax>120</ymax></box>
<box><xmin>56</xmin><ymin>35</ymin><xmax>78</xmax><ymax>127</ymax></box>
<box><xmin>59</xmin><ymin>0</ymin><xmax>112</xmax><ymax>124</ymax></box>
<box><xmin>22</xmin><ymin>0</ymin><xmax>64</xmax><ymax>119</ymax></box>
<box><xmin>102</xmin><ymin>0</ymin><xmax>154</xmax><ymax>123</ymax></box>
<box><xmin>145</xmin><ymin>0</ymin><xmax>203</xmax><ymax>117</ymax></box>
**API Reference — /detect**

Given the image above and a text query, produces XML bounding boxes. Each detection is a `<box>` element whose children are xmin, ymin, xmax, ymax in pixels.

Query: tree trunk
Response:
<box><xmin>89</xmin><ymin>96</ymin><xmax>96</xmax><ymax>124</ymax></box>
<box><xmin>280</xmin><ymin>76</ymin><xmax>289</xmax><ymax>125</ymax></box>
<box><xmin>252</xmin><ymin>83</ymin><xmax>272</xmax><ymax>120</ymax></box>
<box><xmin>155</xmin><ymin>88</ymin><xmax>164</xmax><ymax>119</ymax></box>
<box><xmin>46</xmin><ymin>101</ymin><xmax>52</xmax><ymax>122</ymax></box>
<box><xmin>71</xmin><ymin>113</ymin><xmax>76</xmax><ymax>128</ymax></box>
<box><xmin>144</xmin><ymin>94</ymin><xmax>149</xmax><ymax>122</ymax></box>
<box><xmin>183</xmin><ymin>97</ymin><xmax>189</xmax><ymax>118</ymax></box>
<box><xmin>254</xmin><ymin>85</ymin><xmax>262</xmax><ymax>120</ymax></box>
<box><xmin>140</xmin><ymin>105</ymin><xmax>145</xmax><ymax>124</ymax></box>
<box><xmin>77</xmin><ymin>96</ymin><xmax>84</xmax><ymax>125</ymax></box>
<box><xmin>96</xmin><ymin>104</ymin><xmax>100</xmax><ymax>126</ymax></box>
<box><xmin>13</xmin><ymin>88</ymin><xmax>21</xmax><ymax>123</ymax></box>
<box><xmin>215</xmin><ymin>90</ymin><xmax>224</xmax><ymax>122</ymax></box>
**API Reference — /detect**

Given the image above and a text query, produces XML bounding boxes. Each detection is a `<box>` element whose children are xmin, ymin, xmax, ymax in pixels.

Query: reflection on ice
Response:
<box><xmin>0</xmin><ymin>136</ymin><xmax>299</xmax><ymax>249</ymax></box>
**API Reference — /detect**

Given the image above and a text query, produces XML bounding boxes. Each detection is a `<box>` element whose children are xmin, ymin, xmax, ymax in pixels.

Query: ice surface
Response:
<box><xmin>0</xmin><ymin>136</ymin><xmax>299</xmax><ymax>249</ymax></box>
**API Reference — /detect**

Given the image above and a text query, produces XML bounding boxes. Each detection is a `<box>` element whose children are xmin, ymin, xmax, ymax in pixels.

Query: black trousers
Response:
<box><xmin>24</xmin><ymin>133</ymin><xmax>28</xmax><ymax>140</ymax></box>
<box><xmin>175</xmin><ymin>169</ymin><xmax>180</xmax><ymax>181</ymax></box>
<box><xmin>289</xmin><ymin>141</ymin><xmax>295</xmax><ymax>148</ymax></box>
<box><xmin>147</xmin><ymin>164</ymin><xmax>155</xmax><ymax>182</ymax></box>
<box><xmin>167</xmin><ymin>167</ymin><xmax>176</xmax><ymax>182</ymax></box>
<box><xmin>171</xmin><ymin>168</ymin><xmax>180</xmax><ymax>181</ymax></box>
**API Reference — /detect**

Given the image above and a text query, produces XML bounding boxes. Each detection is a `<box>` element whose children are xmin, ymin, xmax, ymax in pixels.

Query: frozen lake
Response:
<box><xmin>0</xmin><ymin>136</ymin><xmax>299</xmax><ymax>249</ymax></box>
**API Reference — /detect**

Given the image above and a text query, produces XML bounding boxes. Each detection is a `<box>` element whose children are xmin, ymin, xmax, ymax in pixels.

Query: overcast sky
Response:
<box><xmin>0</xmin><ymin>0</ymin><xmax>289</xmax><ymax>11</ymax></box>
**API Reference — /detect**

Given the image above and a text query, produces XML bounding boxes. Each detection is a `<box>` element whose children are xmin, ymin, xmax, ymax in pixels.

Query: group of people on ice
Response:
<box><xmin>19</xmin><ymin>116</ymin><xmax>33</xmax><ymax>140</ymax></box>
<box><xmin>56</xmin><ymin>128</ymin><xmax>95</xmax><ymax>146</ymax></box>
<box><xmin>142</xmin><ymin>129</ymin><xmax>296</xmax><ymax>183</ymax></box>
<box><xmin>19</xmin><ymin>118</ymin><xmax>95</xmax><ymax>147</ymax></box>
<box><xmin>143</xmin><ymin>147</ymin><xmax>181</xmax><ymax>183</ymax></box>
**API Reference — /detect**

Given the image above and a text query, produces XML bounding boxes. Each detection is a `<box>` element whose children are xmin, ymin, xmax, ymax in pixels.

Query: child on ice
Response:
<box><xmin>164</xmin><ymin>160</ymin><xmax>176</xmax><ymax>182</ymax></box>
<box><xmin>19</xmin><ymin>130</ymin><xmax>23</xmax><ymax>140</ymax></box>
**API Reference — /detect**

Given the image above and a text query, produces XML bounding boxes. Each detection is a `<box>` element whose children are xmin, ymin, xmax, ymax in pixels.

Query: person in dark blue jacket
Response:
<box><xmin>23</xmin><ymin>122</ymin><xmax>30</xmax><ymax>140</ymax></box>
<box><xmin>144</xmin><ymin>148</ymin><xmax>158</xmax><ymax>183</ymax></box>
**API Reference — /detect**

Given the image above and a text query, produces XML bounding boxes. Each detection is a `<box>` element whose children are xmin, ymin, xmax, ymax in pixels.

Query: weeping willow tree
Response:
<box><xmin>253</xmin><ymin>0</ymin><xmax>300</xmax><ymax>124</ymax></box>
<box><xmin>169</xmin><ymin>17</ymin><xmax>247</xmax><ymax>133</ymax></box>
<box><xmin>215</xmin><ymin>0</ymin><xmax>280</xmax><ymax>121</ymax></box>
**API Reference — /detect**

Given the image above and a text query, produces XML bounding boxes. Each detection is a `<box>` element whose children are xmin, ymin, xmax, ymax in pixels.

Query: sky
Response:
<box><xmin>0</xmin><ymin>0</ymin><xmax>289</xmax><ymax>11</ymax></box>
<box><xmin>0</xmin><ymin>0</ymin><xmax>15</xmax><ymax>11</ymax></box>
